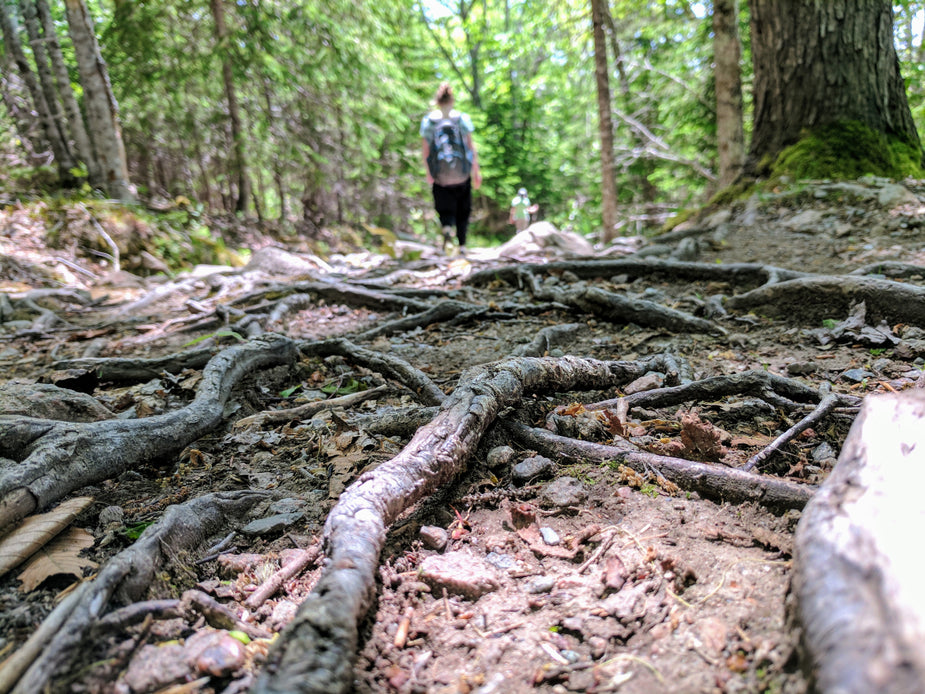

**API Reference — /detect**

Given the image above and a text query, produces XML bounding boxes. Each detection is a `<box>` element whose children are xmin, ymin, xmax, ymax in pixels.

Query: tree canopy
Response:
<box><xmin>2</xmin><ymin>0</ymin><xmax>925</xmax><ymax>241</ymax></box>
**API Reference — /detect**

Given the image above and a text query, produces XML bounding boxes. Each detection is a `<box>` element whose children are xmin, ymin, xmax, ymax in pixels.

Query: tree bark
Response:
<box><xmin>34</xmin><ymin>0</ymin><xmax>101</xmax><ymax>185</ymax></box>
<box><xmin>713</xmin><ymin>0</ymin><xmax>745</xmax><ymax>187</ymax></box>
<box><xmin>0</xmin><ymin>1</ymin><xmax>73</xmax><ymax>181</ymax></box>
<box><xmin>590</xmin><ymin>0</ymin><xmax>619</xmax><ymax>243</ymax></box>
<box><xmin>748</xmin><ymin>0</ymin><xmax>922</xmax><ymax>169</ymax></box>
<box><xmin>62</xmin><ymin>0</ymin><xmax>134</xmax><ymax>202</ymax></box>
<box><xmin>210</xmin><ymin>0</ymin><xmax>251</xmax><ymax>214</ymax></box>
<box><xmin>791</xmin><ymin>390</ymin><xmax>925</xmax><ymax>692</ymax></box>
<box><xmin>18</xmin><ymin>0</ymin><xmax>75</xmax><ymax>171</ymax></box>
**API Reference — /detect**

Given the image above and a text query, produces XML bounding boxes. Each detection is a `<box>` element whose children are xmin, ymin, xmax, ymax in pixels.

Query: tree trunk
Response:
<box><xmin>590</xmin><ymin>0</ymin><xmax>619</xmax><ymax>243</ymax></box>
<box><xmin>34</xmin><ymin>0</ymin><xmax>101</xmax><ymax>186</ymax></box>
<box><xmin>209</xmin><ymin>0</ymin><xmax>251</xmax><ymax>215</ymax></box>
<box><xmin>18</xmin><ymin>0</ymin><xmax>76</xmax><ymax>172</ymax></box>
<box><xmin>62</xmin><ymin>0</ymin><xmax>134</xmax><ymax>202</ymax></box>
<box><xmin>0</xmin><ymin>1</ymin><xmax>74</xmax><ymax>182</ymax></box>
<box><xmin>713</xmin><ymin>0</ymin><xmax>745</xmax><ymax>187</ymax></box>
<box><xmin>748</xmin><ymin>0</ymin><xmax>922</xmax><ymax>170</ymax></box>
<box><xmin>0</xmin><ymin>52</ymin><xmax>44</xmax><ymax>162</ymax></box>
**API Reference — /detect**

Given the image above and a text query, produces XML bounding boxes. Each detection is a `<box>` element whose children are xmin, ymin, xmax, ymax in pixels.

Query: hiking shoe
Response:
<box><xmin>458</xmin><ymin>246</ymin><xmax>467</xmax><ymax>257</ymax></box>
<box><xmin>441</xmin><ymin>226</ymin><xmax>454</xmax><ymax>252</ymax></box>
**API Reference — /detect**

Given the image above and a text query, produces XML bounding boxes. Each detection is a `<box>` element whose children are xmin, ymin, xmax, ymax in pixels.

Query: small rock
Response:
<box><xmin>240</xmin><ymin>512</ymin><xmax>304</xmax><ymax>537</ymax></box>
<box><xmin>419</xmin><ymin>551</ymin><xmax>500</xmax><ymax>599</ymax></box>
<box><xmin>812</xmin><ymin>442</ymin><xmax>838</xmax><ymax>466</ymax></box>
<box><xmin>539</xmin><ymin>476</ymin><xmax>588</xmax><ymax>508</ymax></box>
<box><xmin>840</xmin><ymin>368</ymin><xmax>874</xmax><ymax>383</ymax></box>
<box><xmin>486</xmin><ymin>445</ymin><xmax>515</xmax><ymax>469</ymax></box>
<box><xmin>188</xmin><ymin>630</ymin><xmax>247</xmax><ymax>677</ymax></box>
<box><xmin>539</xmin><ymin>527</ymin><xmax>561</xmax><ymax>546</ymax></box>
<box><xmin>512</xmin><ymin>455</ymin><xmax>557</xmax><ymax>485</ymax></box>
<box><xmin>419</xmin><ymin>525</ymin><xmax>448</xmax><ymax>551</ymax></box>
<box><xmin>268</xmin><ymin>599</ymin><xmax>299</xmax><ymax>630</ymax></box>
<box><xmin>526</xmin><ymin>575</ymin><xmax>557</xmax><ymax>594</ymax></box>
<box><xmin>623</xmin><ymin>372</ymin><xmax>664</xmax><ymax>395</ymax></box>
<box><xmin>484</xmin><ymin>551</ymin><xmax>514</xmax><ymax>570</ymax></box>
<box><xmin>269</xmin><ymin>498</ymin><xmax>307</xmax><ymax>515</ymax></box>
<box><xmin>560</xmin><ymin>649</ymin><xmax>581</xmax><ymax>664</ymax></box>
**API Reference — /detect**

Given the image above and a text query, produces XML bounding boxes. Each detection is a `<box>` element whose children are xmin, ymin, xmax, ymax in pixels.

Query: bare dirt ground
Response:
<box><xmin>2</xmin><ymin>176</ymin><xmax>925</xmax><ymax>694</ymax></box>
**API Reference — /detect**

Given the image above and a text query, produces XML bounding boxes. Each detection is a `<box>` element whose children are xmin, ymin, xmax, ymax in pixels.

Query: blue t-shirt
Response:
<box><xmin>420</xmin><ymin>109</ymin><xmax>474</xmax><ymax>140</ymax></box>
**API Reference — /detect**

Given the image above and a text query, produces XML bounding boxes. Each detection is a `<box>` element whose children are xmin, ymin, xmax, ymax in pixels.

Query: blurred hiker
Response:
<box><xmin>421</xmin><ymin>83</ymin><xmax>482</xmax><ymax>255</ymax></box>
<box><xmin>509</xmin><ymin>187</ymin><xmax>538</xmax><ymax>232</ymax></box>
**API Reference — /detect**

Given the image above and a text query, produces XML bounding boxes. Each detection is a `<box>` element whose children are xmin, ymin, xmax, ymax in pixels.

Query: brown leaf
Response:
<box><xmin>0</xmin><ymin>496</ymin><xmax>94</xmax><ymax>578</ymax></box>
<box><xmin>17</xmin><ymin>526</ymin><xmax>97</xmax><ymax>592</ymax></box>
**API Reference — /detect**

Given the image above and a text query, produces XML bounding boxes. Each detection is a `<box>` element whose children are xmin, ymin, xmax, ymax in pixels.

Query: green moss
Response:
<box><xmin>659</xmin><ymin>206</ymin><xmax>698</xmax><ymax>233</ymax></box>
<box><xmin>770</xmin><ymin>121</ymin><xmax>924</xmax><ymax>181</ymax></box>
<box><xmin>708</xmin><ymin>180</ymin><xmax>755</xmax><ymax>207</ymax></box>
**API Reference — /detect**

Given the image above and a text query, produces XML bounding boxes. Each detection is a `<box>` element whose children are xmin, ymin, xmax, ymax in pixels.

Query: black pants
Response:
<box><xmin>432</xmin><ymin>179</ymin><xmax>472</xmax><ymax>246</ymax></box>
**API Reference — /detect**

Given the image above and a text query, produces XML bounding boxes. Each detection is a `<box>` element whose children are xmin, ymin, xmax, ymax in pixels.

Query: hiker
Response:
<box><xmin>509</xmin><ymin>187</ymin><xmax>538</xmax><ymax>232</ymax></box>
<box><xmin>421</xmin><ymin>83</ymin><xmax>481</xmax><ymax>255</ymax></box>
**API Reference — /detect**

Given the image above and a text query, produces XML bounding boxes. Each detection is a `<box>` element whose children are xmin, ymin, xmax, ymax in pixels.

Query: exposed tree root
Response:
<box><xmin>726</xmin><ymin>275</ymin><xmax>925</xmax><ymax>325</ymax></box>
<box><xmin>301</xmin><ymin>337</ymin><xmax>446</xmax><ymax>406</ymax></box>
<box><xmin>51</xmin><ymin>346</ymin><xmax>214</xmax><ymax>386</ymax></box>
<box><xmin>234</xmin><ymin>384</ymin><xmax>390</xmax><ymax>430</ymax></box>
<box><xmin>0</xmin><ymin>490</ymin><xmax>269</xmax><ymax>694</ymax></box>
<box><xmin>255</xmin><ymin>354</ymin><xmax>673</xmax><ymax>693</ymax></box>
<box><xmin>743</xmin><ymin>392</ymin><xmax>841</xmax><ymax>471</ymax></box>
<box><xmin>466</xmin><ymin>258</ymin><xmax>808</xmax><ymax>289</ymax></box>
<box><xmin>522</xmin><ymin>270</ymin><xmax>724</xmax><ymax>334</ymax></box>
<box><xmin>0</xmin><ymin>334</ymin><xmax>297</xmax><ymax>530</ymax></box>
<box><xmin>231</xmin><ymin>280</ymin><xmax>432</xmax><ymax>315</ymax></box>
<box><xmin>503</xmin><ymin>422</ymin><xmax>813</xmax><ymax>513</ymax></box>
<box><xmin>791</xmin><ymin>390</ymin><xmax>925</xmax><ymax>693</ymax></box>
<box><xmin>353</xmin><ymin>299</ymin><xmax>478</xmax><ymax>340</ymax></box>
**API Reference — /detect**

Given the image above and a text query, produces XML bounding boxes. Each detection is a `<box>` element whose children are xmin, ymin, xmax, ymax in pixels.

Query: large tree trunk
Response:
<box><xmin>748</xmin><ymin>0</ymin><xmax>922</xmax><ymax>169</ymax></box>
<box><xmin>34</xmin><ymin>0</ymin><xmax>101</xmax><ymax>186</ymax></box>
<box><xmin>590</xmin><ymin>0</ymin><xmax>619</xmax><ymax>243</ymax></box>
<box><xmin>210</xmin><ymin>0</ymin><xmax>251</xmax><ymax>215</ymax></box>
<box><xmin>62</xmin><ymin>0</ymin><xmax>134</xmax><ymax>202</ymax></box>
<box><xmin>713</xmin><ymin>0</ymin><xmax>745</xmax><ymax>187</ymax></box>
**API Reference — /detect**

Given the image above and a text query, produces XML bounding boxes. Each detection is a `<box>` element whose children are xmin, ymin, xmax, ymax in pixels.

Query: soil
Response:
<box><xmin>1</xmin><ymin>176</ymin><xmax>924</xmax><ymax>694</ymax></box>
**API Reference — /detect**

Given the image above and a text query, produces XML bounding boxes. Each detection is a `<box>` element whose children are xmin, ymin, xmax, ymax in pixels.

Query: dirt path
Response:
<box><xmin>1</xmin><ymin>177</ymin><xmax>924</xmax><ymax>693</ymax></box>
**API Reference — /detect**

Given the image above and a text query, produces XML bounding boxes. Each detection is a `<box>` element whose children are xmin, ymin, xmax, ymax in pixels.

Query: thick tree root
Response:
<box><xmin>255</xmin><ymin>355</ymin><xmax>670</xmax><ymax>693</ymax></box>
<box><xmin>521</xmin><ymin>269</ymin><xmax>724</xmax><ymax>334</ymax></box>
<box><xmin>465</xmin><ymin>258</ymin><xmax>808</xmax><ymax>289</ymax></box>
<box><xmin>50</xmin><ymin>346</ymin><xmax>214</xmax><ymax>385</ymax></box>
<box><xmin>0</xmin><ymin>490</ymin><xmax>269</xmax><ymax>694</ymax></box>
<box><xmin>0</xmin><ymin>334</ymin><xmax>297</xmax><ymax>529</ymax></box>
<box><xmin>790</xmin><ymin>390</ymin><xmax>925</xmax><ymax>693</ymax></box>
<box><xmin>503</xmin><ymin>422</ymin><xmax>813</xmax><ymax>513</ymax></box>
<box><xmin>726</xmin><ymin>275</ymin><xmax>925</xmax><ymax>325</ymax></box>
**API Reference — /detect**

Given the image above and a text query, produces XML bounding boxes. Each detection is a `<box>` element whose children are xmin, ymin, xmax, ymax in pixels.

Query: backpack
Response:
<box><xmin>426</xmin><ymin>115</ymin><xmax>472</xmax><ymax>185</ymax></box>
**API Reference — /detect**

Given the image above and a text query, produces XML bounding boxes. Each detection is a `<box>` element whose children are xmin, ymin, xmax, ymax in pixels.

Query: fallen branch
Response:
<box><xmin>743</xmin><ymin>392</ymin><xmax>840</xmax><ymax>471</ymax></box>
<box><xmin>234</xmin><ymin>384</ymin><xmax>390</xmax><ymax>430</ymax></box>
<box><xmin>503</xmin><ymin>421</ymin><xmax>814</xmax><ymax>513</ymax></box>
<box><xmin>244</xmin><ymin>543</ymin><xmax>322</xmax><ymax>610</ymax></box>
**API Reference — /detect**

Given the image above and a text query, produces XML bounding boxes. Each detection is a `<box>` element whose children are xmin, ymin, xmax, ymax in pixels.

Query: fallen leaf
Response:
<box><xmin>0</xmin><ymin>496</ymin><xmax>94</xmax><ymax>578</ymax></box>
<box><xmin>17</xmin><ymin>526</ymin><xmax>97</xmax><ymax>592</ymax></box>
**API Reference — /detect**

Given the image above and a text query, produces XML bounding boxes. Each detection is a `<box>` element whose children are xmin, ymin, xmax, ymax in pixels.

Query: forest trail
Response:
<box><xmin>2</xmin><ymin>177</ymin><xmax>925</xmax><ymax>693</ymax></box>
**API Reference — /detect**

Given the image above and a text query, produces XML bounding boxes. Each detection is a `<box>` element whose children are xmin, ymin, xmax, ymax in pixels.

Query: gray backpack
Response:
<box><xmin>426</xmin><ymin>115</ymin><xmax>472</xmax><ymax>185</ymax></box>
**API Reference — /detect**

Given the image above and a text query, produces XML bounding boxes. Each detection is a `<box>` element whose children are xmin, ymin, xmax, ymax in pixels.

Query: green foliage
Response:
<box><xmin>321</xmin><ymin>377</ymin><xmax>365</xmax><ymax>395</ymax></box>
<box><xmin>770</xmin><ymin>121</ymin><xmax>925</xmax><ymax>181</ymax></box>
<box><xmin>182</xmin><ymin>331</ymin><xmax>246</xmax><ymax>348</ymax></box>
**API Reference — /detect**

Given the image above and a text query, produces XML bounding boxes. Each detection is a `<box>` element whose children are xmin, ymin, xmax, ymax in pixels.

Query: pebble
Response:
<box><xmin>539</xmin><ymin>527</ymin><xmax>561</xmax><ymax>546</ymax></box>
<box><xmin>526</xmin><ymin>575</ymin><xmax>557</xmax><ymax>594</ymax></box>
<box><xmin>486</xmin><ymin>445</ymin><xmax>515</xmax><ymax>469</ymax></box>
<box><xmin>419</xmin><ymin>551</ymin><xmax>500</xmax><ymax>599</ymax></box>
<box><xmin>539</xmin><ymin>476</ymin><xmax>588</xmax><ymax>508</ymax></box>
<box><xmin>840</xmin><ymin>368</ymin><xmax>874</xmax><ymax>383</ymax></box>
<box><xmin>512</xmin><ymin>455</ymin><xmax>557</xmax><ymax>485</ymax></box>
<box><xmin>484</xmin><ymin>551</ymin><xmax>515</xmax><ymax>570</ymax></box>
<box><xmin>240</xmin><ymin>512</ymin><xmax>304</xmax><ymax>537</ymax></box>
<box><xmin>419</xmin><ymin>525</ymin><xmax>448</xmax><ymax>551</ymax></box>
